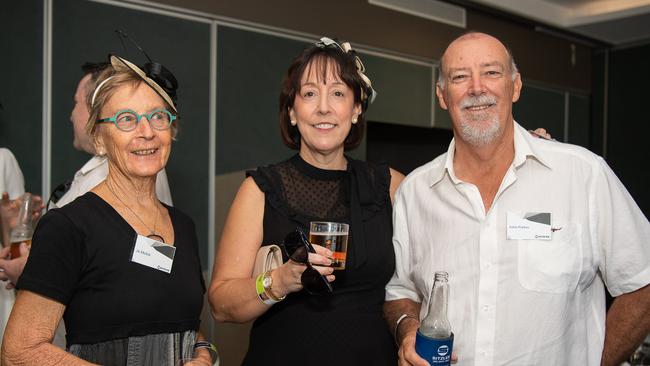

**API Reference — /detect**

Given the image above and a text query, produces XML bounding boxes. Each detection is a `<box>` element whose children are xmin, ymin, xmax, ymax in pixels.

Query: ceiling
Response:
<box><xmin>469</xmin><ymin>0</ymin><xmax>650</xmax><ymax>45</ymax></box>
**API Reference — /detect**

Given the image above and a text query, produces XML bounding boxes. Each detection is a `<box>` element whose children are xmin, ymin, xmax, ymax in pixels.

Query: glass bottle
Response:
<box><xmin>415</xmin><ymin>271</ymin><xmax>454</xmax><ymax>366</ymax></box>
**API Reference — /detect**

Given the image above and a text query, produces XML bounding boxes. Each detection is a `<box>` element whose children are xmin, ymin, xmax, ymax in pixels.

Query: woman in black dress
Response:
<box><xmin>209</xmin><ymin>37</ymin><xmax>404</xmax><ymax>365</ymax></box>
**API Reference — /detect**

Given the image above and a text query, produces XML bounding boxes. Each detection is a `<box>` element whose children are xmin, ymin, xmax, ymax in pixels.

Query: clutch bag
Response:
<box><xmin>253</xmin><ymin>244</ymin><xmax>283</xmax><ymax>277</ymax></box>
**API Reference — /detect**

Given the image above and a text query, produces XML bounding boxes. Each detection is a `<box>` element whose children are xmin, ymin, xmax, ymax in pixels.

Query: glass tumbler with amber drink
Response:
<box><xmin>9</xmin><ymin>192</ymin><xmax>35</xmax><ymax>259</ymax></box>
<box><xmin>309</xmin><ymin>222</ymin><xmax>349</xmax><ymax>270</ymax></box>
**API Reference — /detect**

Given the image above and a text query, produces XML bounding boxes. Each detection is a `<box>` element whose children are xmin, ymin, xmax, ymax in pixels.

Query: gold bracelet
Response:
<box><xmin>255</xmin><ymin>272</ymin><xmax>278</xmax><ymax>305</ymax></box>
<box><xmin>262</xmin><ymin>270</ymin><xmax>286</xmax><ymax>302</ymax></box>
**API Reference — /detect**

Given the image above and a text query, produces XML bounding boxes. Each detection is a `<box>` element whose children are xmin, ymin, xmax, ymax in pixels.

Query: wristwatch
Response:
<box><xmin>262</xmin><ymin>270</ymin><xmax>286</xmax><ymax>302</ymax></box>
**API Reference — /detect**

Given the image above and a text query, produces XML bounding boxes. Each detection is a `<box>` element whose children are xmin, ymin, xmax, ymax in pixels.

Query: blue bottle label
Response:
<box><xmin>415</xmin><ymin>330</ymin><xmax>454</xmax><ymax>366</ymax></box>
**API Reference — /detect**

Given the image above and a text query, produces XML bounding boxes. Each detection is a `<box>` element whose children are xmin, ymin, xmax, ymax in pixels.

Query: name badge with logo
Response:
<box><xmin>131</xmin><ymin>234</ymin><xmax>176</xmax><ymax>273</ymax></box>
<box><xmin>506</xmin><ymin>212</ymin><xmax>552</xmax><ymax>240</ymax></box>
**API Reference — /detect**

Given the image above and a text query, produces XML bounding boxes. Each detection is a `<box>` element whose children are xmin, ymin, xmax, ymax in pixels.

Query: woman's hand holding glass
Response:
<box><xmin>272</xmin><ymin>229</ymin><xmax>335</xmax><ymax>297</ymax></box>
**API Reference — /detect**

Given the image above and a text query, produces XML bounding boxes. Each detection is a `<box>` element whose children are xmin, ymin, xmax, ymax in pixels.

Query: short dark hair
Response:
<box><xmin>81</xmin><ymin>61</ymin><xmax>110</xmax><ymax>84</ymax></box>
<box><xmin>279</xmin><ymin>43</ymin><xmax>369</xmax><ymax>150</ymax></box>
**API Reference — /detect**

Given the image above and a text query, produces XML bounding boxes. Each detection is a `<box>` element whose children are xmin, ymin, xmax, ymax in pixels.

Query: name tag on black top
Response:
<box><xmin>131</xmin><ymin>234</ymin><xmax>176</xmax><ymax>273</ymax></box>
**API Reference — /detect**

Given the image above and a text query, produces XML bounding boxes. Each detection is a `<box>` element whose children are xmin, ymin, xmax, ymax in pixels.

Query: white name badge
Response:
<box><xmin>131</xmin><ymin>234</ymin><xmax>176</xmax><ymax>273</ymax></box>
<box><xmin>506</xmin><ymin>212</ymin><xmax>552</xmax><ymax>240</ymax></box>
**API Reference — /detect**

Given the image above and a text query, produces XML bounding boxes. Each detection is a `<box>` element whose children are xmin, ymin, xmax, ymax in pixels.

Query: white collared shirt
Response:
<box><xmin>51</xmin><ymin>155</ymin><xmax>173</xmax><ymax>208</ymax></box>
<box><xmin>386</xmin><ymin>122</ymin><xmax>650</xmax><ymax>366</ymax></box>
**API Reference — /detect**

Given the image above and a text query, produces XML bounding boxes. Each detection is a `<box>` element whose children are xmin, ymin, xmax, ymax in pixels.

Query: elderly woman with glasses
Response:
<box><xmin>2</xmin><ymin>56</ymin><xmax>211</xmax><ymax>365</ymax></box>
<box><xmin>209</xmin><ymin>37</ymin><xmax>404</xmax><ymax>365</ymax></box>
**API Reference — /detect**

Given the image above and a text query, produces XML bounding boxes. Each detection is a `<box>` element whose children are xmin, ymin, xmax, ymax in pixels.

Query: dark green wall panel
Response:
<box><xmin>0</xmin><ymin>0</ymin><xmax>43</xmax><ymax>193</ymax></box>
<box><xmin>362</xmin><ymin>54</ymin><xmax>432</xmax><ymax>127</ymax></box>
<box><xmin>513</xmin><ymin>83</ymin><xmax>566</xmax><ymax>141</ymax></box>
<box><xmin>568</xmin><ymin>93</ymin><xmax>590</xmax><ymax>148</ymax></box>
<box><xmin>216</xmin><ymin>26</ymin><xmax>305</xmax><ymax>174</ymax></box>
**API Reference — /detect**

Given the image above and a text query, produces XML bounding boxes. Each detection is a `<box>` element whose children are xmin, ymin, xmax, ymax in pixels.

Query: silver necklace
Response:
<box><xmin>106</xmin><ymin>182</ymin><xmax>165</xmax><ymax>243</ymax></box>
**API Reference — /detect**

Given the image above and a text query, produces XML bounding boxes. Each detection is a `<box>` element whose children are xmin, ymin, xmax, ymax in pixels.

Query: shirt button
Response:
<box><xmin>483</xmin><ymin>262</ymin><xmax>491</xmax><ymax>269</ymax></box>
<box><xmin>482</xmin><ymin>304</ymin><xmax>489</xmax><ymax>311</ymax></box>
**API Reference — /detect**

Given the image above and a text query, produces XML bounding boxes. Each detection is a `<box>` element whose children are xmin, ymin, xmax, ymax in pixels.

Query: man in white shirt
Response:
<box><xmin>384</xmin><ymin>32</ymin><xmax>650</xmax><ymax>366</ymax></box>
<box><xmin>49</xmin><ymin>62</ymin><xmax>173</xmax><ymax>208</ymax></box>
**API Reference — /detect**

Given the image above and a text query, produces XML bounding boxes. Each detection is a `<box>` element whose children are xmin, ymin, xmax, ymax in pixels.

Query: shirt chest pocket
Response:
<box><xmin>517</xmin><ymin>222</ymin><xmax>583</xmax><ymax>293</ymax></box>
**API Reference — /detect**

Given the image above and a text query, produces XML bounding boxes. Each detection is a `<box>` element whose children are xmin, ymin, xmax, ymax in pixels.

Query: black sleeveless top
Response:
<box><xmin>242</xmin><ymin>155</ymin><xmax>397</xmax><ymax>366</ymax></box>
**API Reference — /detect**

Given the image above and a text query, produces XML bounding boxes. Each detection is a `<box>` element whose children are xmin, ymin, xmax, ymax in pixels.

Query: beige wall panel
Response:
<box><xmin>209</xmin><ymin>169</ymin><xmax>251</xmax><ymax>364</ymax></box>
<box><xmin>214</xmin><ymin>169</ymin><xmax>248</xmax><ymax>243</ymax></box>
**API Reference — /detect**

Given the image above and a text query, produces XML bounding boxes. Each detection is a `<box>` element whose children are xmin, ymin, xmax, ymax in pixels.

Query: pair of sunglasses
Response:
<box><xmin>282</xmin><ymin>229</ymin><xmax>333</xmax><ymax>295</ymax></box>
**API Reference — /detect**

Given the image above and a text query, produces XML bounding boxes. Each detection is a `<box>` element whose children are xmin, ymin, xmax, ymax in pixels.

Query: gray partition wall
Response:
<box><xmin>0</xmin><ymin>0</ymin><xmax>43</xmax><ymax>193</ymax></box>
<box><xmin>51</xmin><ymin>0</ymin><xmax>212</xmax><ymax>267</ymax></box>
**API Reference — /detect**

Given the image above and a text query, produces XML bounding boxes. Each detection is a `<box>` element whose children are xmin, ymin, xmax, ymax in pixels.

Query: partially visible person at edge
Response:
<box><xmin>209</xmin><ymin>37</ymin><xmax>404</xmax><ymax>365</ymax></box>
<box><xmin>2</xmin><ymin>55</ymin><xmax>210</xmax><ymax>365</ymax></box>
<box><xmin>0</xmin><ymin>148</ymin><xmax>26</xmax><ymax>263</ymax></box>
<box><xmin>384</xmin><ymin>31</ymin><xmax>650</xmax><ymax>366</ymax></box>
<box><xmin>0</xmin><ymin>147</ymin><xmax>43</xmax><ymax>346</ymax></box>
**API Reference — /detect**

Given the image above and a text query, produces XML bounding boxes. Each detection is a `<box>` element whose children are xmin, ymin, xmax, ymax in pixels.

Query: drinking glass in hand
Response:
<box><xmin>9</xmin><ymin>192</ymin><xmax>35</xmax><ymax>259</ymax></box>
<box><xmin>309</xmin><ymin>222</ymin><xmax>349</xmax><ymax>270</ymax></box>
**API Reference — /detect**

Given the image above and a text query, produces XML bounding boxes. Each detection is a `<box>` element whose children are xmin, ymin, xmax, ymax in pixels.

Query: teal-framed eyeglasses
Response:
<box><xmin>97</xmin><ymin>108</ymin><xmax>176</xmax><ymax>132</ymax></box>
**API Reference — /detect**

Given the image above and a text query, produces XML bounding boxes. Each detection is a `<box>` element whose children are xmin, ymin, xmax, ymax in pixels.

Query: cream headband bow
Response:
<box><xmin>90</xmin><ymin>55</ymin><xmax>178</xmax><ymax>114</ymax></box>
<box><xmin>315</xmin><ymin>37</ymin><xmax>377</xmax><ymax>107</ymax></box>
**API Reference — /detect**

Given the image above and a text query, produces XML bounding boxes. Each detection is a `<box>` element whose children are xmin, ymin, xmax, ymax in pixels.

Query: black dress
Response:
<box><xmin>243</xmin><ymin>154</ymin><xmax>397</xmax><ymax>366</ymax></box>
<box><xmin>18</xmin><ymin>192</ymin><xmax>205</xmax><ymax>363</ymax></box>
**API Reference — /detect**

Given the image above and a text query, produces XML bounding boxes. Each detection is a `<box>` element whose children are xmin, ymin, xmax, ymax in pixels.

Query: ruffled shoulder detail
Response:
<box><xmin>247</xmin><ymin>163</ymin><xmax>286</xmax><ymax>215</ymax></box>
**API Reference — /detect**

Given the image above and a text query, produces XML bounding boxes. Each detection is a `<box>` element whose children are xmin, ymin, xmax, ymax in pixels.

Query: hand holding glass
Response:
<box><xmin>309</xmin><ymin>221</ymin><xmax>349</xmax><ymax>270</ymax></box>
<box><xmin>9</xmin><ymin>193</ymin><xmax>35</xmax><ymax>259</ymax></box>
<box><xmin>282</xmin><ymin>229</ymin><xmax>333</xmax><ymax>295</ymax></box>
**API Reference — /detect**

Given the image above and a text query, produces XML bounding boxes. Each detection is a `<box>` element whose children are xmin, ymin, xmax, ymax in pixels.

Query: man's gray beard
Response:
<box><xmin>459</xmin><ymin>113</ymin><xmax>502</xmax><ymax>147</ymax></box>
